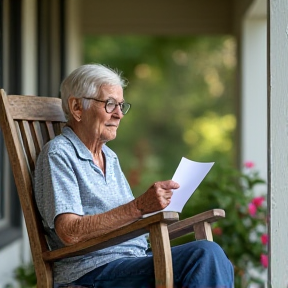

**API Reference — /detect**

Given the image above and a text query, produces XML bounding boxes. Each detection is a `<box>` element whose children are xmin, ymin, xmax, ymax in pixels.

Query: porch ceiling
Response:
<box><xmin>80</xmin><ymin>0</ymin><xmax>247</xmax><ymax>36</ymax></box>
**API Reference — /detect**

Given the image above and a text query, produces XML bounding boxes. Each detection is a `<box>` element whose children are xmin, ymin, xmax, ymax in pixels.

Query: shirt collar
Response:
<box><xmin>61</xmin><ymin>126</ymin><xmax>115</xmax><ymax>161</ymax></box>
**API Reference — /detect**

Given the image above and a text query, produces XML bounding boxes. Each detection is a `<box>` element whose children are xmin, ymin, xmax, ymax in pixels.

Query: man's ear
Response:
<box><xmin>68</xmin><ymin>97</ymin><xmax>82</xmax><ymax>122</ymax></box>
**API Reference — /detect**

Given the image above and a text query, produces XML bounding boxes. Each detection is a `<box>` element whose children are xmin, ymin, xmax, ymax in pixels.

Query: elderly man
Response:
<box><xmin>34</xmin><ymin>64</ymin><xmax>234</xmax><ymax>288</ymax></box>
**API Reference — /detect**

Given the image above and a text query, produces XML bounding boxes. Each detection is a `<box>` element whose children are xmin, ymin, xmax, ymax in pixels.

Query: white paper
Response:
<box><xmin>142</xmin><ymin>157</ymin><xmax>214</xmax><ymax>217</ymax></box>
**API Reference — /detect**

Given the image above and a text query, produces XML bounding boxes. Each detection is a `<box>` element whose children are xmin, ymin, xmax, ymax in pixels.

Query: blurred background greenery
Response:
<box><xmin>84</xmin><ymin>35</ymin><xmax>237</xmax><ymax>196</ymax></box>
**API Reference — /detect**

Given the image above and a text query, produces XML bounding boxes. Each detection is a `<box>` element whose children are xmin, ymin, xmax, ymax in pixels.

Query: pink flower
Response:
<box><xmin>261</xmin><ymin>234</ymin><xmax>268</xmax><ymax>245</ymax></box>
<box><xmin>252</xmin><ymin>196</ymin><xmax>265</xmax><ymax>207</ymax></box>
<box><xmin>260</xmin><ymin>254</ymin><xmax>268</xmax><ymax>268</ymax></box>
<box><xmin>244</xmin><ymin>161</ymin><xmax>255</xmax><ymax>169</ymax></box>
<box><xmin>248</xmin><ymin>203</ymin><xmax>257</xmax><ymax>216</ymax></box>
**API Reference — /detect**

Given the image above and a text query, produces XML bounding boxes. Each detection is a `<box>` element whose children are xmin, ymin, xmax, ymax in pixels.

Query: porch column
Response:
<box><xmin>268</xmin><ymin>0</ymin><xmax>288</xmax><ymax>286</ymax></box>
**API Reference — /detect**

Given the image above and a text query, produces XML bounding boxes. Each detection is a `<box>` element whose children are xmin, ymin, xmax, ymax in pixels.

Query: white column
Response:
<box><xmin>22</xmin><ymin>0</ymin><xmax>37</xmax><ymax>95</ymax></box>
<box><xmin>268</xmin><ymin>0</ymin><xmax>288</xmax><ymax>286</ymax></box>
<box><xmin>241</xmin><ymin>15</ymin><xmax>267</xmax><ymax>186</ymax></box>
<box><xmin>65</xmin><ymin>0</ymin><xmax>82</xmax><ymax>75</ymax></box>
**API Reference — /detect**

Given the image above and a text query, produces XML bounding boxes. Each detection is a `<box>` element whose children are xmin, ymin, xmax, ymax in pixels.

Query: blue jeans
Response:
<box><xmin>58</xmin><ymin>241</ymin><xmax>234</xmax><ymax>288</ymax></box>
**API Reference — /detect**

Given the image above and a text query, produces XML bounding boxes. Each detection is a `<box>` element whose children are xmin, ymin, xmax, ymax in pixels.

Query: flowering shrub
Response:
<box><xmin>172</xmin><ymin>161</ymin><xmax>268</xmax><ymax>288</ymax></box>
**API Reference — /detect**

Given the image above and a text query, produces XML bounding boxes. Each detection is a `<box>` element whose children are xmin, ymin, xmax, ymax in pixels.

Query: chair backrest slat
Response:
<box><xmin>31</xmin><ymin>121</ymin><xmax>44</xmax><ymax>155</ymax></box>
<box><xmin>46</xmin><ymin>121</ymin><xmax>56</xmax><ymax>140</ymax></box>
<box><xmin>19</xmin><ymin>120</ymin><xmax>37</xmax><ymax>172</ymax></box>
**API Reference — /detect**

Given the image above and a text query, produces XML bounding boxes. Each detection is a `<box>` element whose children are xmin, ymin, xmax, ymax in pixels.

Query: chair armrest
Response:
<box><xmin>168</xmin><ymin>209</ymin><xmax>225</xmax><ymax>241</ymax></box>
<box><xmin>42</xmin><ymin>211</ymin><xmax>179</xmax><ymax>262</ymax></box>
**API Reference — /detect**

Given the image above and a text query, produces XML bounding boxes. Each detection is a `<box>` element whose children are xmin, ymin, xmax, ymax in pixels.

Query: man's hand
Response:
<box><xmin>134</xmin><ymin>180</ymin><xmax>180</xmax><ymax>215</ymax></box>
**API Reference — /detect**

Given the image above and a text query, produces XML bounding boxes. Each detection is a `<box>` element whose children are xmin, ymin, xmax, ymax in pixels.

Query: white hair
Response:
<box><xmin>60</xmin><ymin>64</ymin><xmax>127</xmax><ymax>120</ymax></box>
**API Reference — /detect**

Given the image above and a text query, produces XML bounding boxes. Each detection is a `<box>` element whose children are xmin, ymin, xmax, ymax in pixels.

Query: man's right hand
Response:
<box><xmin>134</xmin><ymin>180</ymin><xmax>180</xmax><ymax>215</ymax></box>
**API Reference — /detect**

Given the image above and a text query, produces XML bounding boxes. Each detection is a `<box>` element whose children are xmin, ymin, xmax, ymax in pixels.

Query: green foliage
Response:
<box><xmin>171</xmin><ymin>163</ymin><xmax>268</xmax><ymax>288</ymax></box>
<box><xmin>85</xmin><ymin>35</ymin><xmax>237</xmax><ymax>196</ymax></box>
<box><xmin>5</xmin><ymin>262</ymin><xmax>36</xmax><ymax>288</ymax></box>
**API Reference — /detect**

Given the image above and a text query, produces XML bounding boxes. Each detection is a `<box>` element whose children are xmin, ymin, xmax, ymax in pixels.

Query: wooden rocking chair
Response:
<box><xmin>0</xmin><ymin>89</ymin><xmax>225</xmax><ymax>288</ymax></box>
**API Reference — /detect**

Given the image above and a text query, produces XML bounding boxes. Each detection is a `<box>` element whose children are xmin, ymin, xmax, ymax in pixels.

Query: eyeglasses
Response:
<box><xmin>83</xmin><ymin>97</ymin><xmax>131</xmax><ymax>115</ymax></box>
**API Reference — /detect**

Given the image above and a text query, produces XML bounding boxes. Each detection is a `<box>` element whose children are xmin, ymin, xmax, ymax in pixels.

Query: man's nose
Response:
<box><xmin>113</xmin><ymin>104</ymin><xmax>123</xmax><ymax>117</ymax></box>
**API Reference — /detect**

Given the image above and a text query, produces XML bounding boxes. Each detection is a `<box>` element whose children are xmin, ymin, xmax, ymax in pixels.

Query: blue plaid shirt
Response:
<box><xmin>34</xmin><ymin>126</ymin><xmax>148</xmax><ymax>284</ymax></box>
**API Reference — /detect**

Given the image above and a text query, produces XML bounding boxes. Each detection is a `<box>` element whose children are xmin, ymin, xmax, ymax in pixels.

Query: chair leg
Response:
<box><xmin>149</xmin><ymin>222</ymin><xmax>173</xmax><ymax>288</ymax></box>
<box><xmin>193</xmin><ymin>221</ymin><xmax>213</xmax><ymax>241</ymax></box>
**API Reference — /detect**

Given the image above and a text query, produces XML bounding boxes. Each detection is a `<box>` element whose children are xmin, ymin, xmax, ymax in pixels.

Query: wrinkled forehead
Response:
<box><xmin>99</xmin><ymin>84</ymin><xmax>124</xmax><ymax>101</ymax></box>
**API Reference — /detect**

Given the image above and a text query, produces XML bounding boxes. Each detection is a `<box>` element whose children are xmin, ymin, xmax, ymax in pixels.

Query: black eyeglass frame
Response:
<box><xmin>82</xmin><ymin>97</ymin><xmax>131</xmax><ymax>115</ymax></box>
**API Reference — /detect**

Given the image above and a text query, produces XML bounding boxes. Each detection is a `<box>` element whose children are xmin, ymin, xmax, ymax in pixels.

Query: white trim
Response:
<box><xmin>241</xmin><ymin>14</ymin><xmax>267</xmax><ymax>186</ymax></box>
<box><xmin>268</xmin><ymin>0</ymin><xmax>288</xmax><ymax>286</ymax></box>
<box><xmin>22</xmin><ymin>0</ymin><xmax>37</xmax><ymax>95</ymax></box>
<box><xmin>65</xmin><ymin>0</ymin><xmax>82</xmax><ymax>74</ymax></box>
